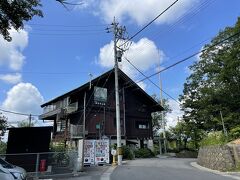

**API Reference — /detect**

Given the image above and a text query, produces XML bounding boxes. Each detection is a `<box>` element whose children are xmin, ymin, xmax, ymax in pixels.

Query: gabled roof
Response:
<box><xmin>41</xmin><ymin>68</ymin><xmax>163</xmax><ymax>111</ymax></box>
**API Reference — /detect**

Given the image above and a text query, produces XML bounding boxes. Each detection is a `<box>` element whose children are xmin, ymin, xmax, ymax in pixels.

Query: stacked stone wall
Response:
<box><xmin>197</xmin><ymin>145</ymin><xmax>235</xmax><ymax>171</ymax></box>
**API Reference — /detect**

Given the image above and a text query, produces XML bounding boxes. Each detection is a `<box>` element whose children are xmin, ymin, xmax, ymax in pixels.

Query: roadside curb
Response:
<box><xmin>100</xmin><ymin>166</ymin><xmax>117</xmax><ymax>180</ymax></box>
<box><xmin>191</xmin><ymin>162</ymin><xmax>240</xmax><ymax>180</ymax></box>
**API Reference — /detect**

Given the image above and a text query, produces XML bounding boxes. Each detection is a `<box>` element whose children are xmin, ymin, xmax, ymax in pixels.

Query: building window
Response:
<box><xmin>56</xmin><ymin>120</ymin><xmax>66</xmax><ymax>132</ymax></box>
<box><xmin>135</xmin><ymin>121</ymin><xmax>149</xmax><ymax>129</ymax></box>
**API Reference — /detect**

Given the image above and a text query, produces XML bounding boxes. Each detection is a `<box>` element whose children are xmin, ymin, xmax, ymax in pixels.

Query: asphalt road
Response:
<box><xmin>111</xmin><ymin>158</ymin><xmax>237</xmax><ymax>180</ymax></box>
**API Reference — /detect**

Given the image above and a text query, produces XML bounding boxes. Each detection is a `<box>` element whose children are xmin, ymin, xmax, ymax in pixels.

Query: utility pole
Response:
<box><xmin>82</xmin><ymin>92</ymin><xmax>86</xmax><ymax>168</ymax></box>
<box><xmin>29</xmin><ymin>114</ymin><xmax>32</xmax><ymax>127</ymax></box>
<box><xmin>220</xmin><ymin>111</ymin><xmax>228</xmax><ymax>137</ymax></box>
<box><xmin>158</xmin><ymin>52</ymin><xmax>167</xmax><ymax>154</ymax></box>
<box><xmin>106</xmin><ymin>17</ymin><xmax>128</xmax><ymax>165</ymax></box>
<box><xmin>159</xmin><ymin>73</ymin><xmax>167</xmax><ymax>154</ymax></box>
<box><xmin>113</xmin><ymin>17</ymin><xmax>122</xmax><ymax>165</ymax></box>
<box><xmin>106</xmin><ymin>17</ymin><xmax>127</xmax><ymax>165</ymax></box>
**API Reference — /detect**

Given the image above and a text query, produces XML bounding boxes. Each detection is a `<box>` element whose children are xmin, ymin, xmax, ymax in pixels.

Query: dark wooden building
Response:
<box><xmin>39</xmin><ymin>68</ymin><xmax>163</xmax><ymax>148</ymax></box>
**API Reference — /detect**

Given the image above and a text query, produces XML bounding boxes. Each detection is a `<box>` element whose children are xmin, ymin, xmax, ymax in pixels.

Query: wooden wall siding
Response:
<box><xmin>43</xmin><ymin>71</ymin><xmax>157</xmax><ymax>141</ymax></box>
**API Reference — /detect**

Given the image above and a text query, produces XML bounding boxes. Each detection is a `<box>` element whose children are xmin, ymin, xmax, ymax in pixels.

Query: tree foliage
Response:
<box><xmin>0</xmin><ymin>113</ymin><xmax>8</xmax><ymax>137</ymax></box>
<box><xmin>0</xmin><ymin>0</ymin><xmax>43</xmax><ymax>41</ymax></box>
<box><xmin>180</xmin><ymin>17</ymin><xmax>240</xmax><ymax>132</ymax></box>
<box><xmin>169</xmin><ymin>121</ymin><xmax>204</xmax><ymax>150</ymax></box>
<box><xmin>151</xmin><ymin>94</ymin><xmax>172</xmax><ymax>136</ymax></box>
<box><xmin>17</xmin><ymin>120</ymin><xmax>35</xmax><ymax>127</ymax></box>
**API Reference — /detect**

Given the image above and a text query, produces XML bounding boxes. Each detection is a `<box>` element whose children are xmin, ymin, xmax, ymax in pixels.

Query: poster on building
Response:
<box><xmin>95</xmin><ymin>140</ymin><xmax>109</xmax><ymax>164</ymax></box>
<box><xmin>94</xmin><ymin>87</ymin><xmax>107</xmax><ymax>105</ymax></box>
<box><xmin>84</xmin><ymin>140</ymin><xmax>95</xmax><ymax>165</ymax></box>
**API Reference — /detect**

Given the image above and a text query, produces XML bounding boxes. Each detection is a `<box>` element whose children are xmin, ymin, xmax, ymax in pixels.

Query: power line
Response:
<box><xmin>123</xmin><ymin>0</ymin><xmax>214</xmax><ymax>65</ymax></box>
<box><xmin>29</xmin><ymin>32</ymin><xmax>105</xmax><ymax>36</ymax></box>
<box><xmin>124</xmin><ymin>30</ymin><xmax>240</xmax><ymax>89</ymax></box>
<box><xmin>76</xmin><ymin>69</ymin><xmax>114</xmax><ymax>125</ymax></box>
<box><xmin>124</xmin><ymin>57</ymin><xmax>180</xmax><ymax>105</ymax></box>
<box><xmin>0</xmin><ymin>108</ymin><xmax>39</xmax><ymax>117</ymax></box>
<box><xmin>120</xmin><ymin>0</ymin><xmax>178</xmax><ymax>47</ymax></box>
<box><xmin>56</xmin><ymin>0</ymin><xmax>84</xmax><ymax>6</ymax></box>
<box><xmin>83</xmin><ymin>70</ymin><xmax>114</xmax><ymax>123</ymax></box>
<box><xmin>0</xmin><ymin>71</ymin><xmax>90</xmax><ymax>75</ymax></box>
<box><xmin>32</xmin><ymin>28</ymin><xmax>105</xmax><ymax>32</ymax></box>
<box><xmin>121</xmin><ymin>0</ymin><xmax>214</xmax><ymax>66</ymax></box>
<box><xmin>27</xmin><ymin>23</ymin><xmax>109</xmax><ymax>27</ymax></box>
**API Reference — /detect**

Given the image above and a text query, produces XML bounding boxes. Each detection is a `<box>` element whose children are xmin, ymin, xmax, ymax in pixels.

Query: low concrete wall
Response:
<box><xmin>197</xmin><ymin>145</ymin><xmax>235</xmax><ymax>171</ymax></box>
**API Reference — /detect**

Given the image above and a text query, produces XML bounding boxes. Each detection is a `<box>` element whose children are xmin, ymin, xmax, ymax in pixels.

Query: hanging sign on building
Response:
<box><xmin>94</xmin><ymin>87</ymin><xmax>107</xmax><ymax>105</ymax></box>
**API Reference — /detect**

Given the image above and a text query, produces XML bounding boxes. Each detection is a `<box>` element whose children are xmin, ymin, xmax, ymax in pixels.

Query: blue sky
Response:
<box><xmin>0</xmin><ymin>0</ymin><xmax>240</xmax><ymax>127</ymax></box>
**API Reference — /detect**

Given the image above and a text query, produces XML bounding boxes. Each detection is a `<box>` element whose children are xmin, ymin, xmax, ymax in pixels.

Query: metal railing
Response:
<box><xmin>0</xmin><ymin>151</ymin><xmax>78</xmax><ymax>179</ymax></box>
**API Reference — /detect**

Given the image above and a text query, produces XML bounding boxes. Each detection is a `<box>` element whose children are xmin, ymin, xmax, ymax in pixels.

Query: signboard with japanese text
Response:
<box><xmin>94</xmin><ymin>87</ymin><xmax>107</xmax><ymax>105</ymax></box>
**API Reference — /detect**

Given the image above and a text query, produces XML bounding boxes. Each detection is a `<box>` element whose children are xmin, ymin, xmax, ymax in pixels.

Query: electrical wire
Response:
<box><xmin>76</xmin><ymin>69</ymin><xmax>114</xmax><ymax>125</ymax></box>
<box><xmin>123</xmin><ymin>30</ymin><xmax>240</xmax><ymax>89</ymax></box>
<box><xmin>124</xmin><ymin>57</ymin><xmax>180</xmax><ymax>105</ymax></box>
<box><xmin>120</xmin><ymin>0</ymin><xmax>178</xmax><ymax>47</ymax></box>
<box><xmin>29</xmin><ymin>32</ymin><xmax>105</xmax><ymax>36</ymax></box>
<box><xmin>0</xmin><ymin>108</ymin><xmax>39</xmax><ymax>117</ymax></box>
<box><xmin>83</xmin><ymin>69</ymin><xmax>114</xmax><ymax>125</ymax></box>
<box><xmin>121</xmin><ymin>0</ymin><xmax>215</xmax><ymax>66</ymax></box>
<box><xmin>0</xmin><ymin>71</ymin><xmax>90</xmax><ymax>74</ymax></box>
<box><xmin>31</xmin><ymin>28</ymin><xmax>105</xmax><ymax>32</ymax></box>
<box><xmin>27</xmin><ymin>23</ymin><xmax>109</xmax><ymax>27</ymax></box>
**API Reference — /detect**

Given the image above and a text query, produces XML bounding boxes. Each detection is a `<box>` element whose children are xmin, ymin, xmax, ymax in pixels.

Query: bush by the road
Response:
<box><xmin>200</xmin><ymin>131</ymin><xmax>228</xmax><ymax>147</ymax></box>
<box><xmin>122</xmin><ymin>145</ymin><xmax>134</xmax><ymax>160</ymax></box>
<box><xmin>175</xmin><ymin>150</ymin><xmax>198</xmax><ymax>158</ymax></box>
<box><xmin>134</xmin><ymin>148</ymin><xmax>155</xmax><ymax>158</ymax></box>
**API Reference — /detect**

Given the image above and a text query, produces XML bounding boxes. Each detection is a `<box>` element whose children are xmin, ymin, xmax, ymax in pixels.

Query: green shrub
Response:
<box><xmin>50</xmin><ymin>142</ymin><xmax>66</xmax><ymax>152</ymax></box>
<box><xmin>229</xmin><ymin>126</ymin><xmax>240</xmax><ymax>141</ymax></box>
<box><xmin>175</xmin><ymin>150</ymin><xmax>198</xmax><ymax>158</ymax></box>
<box><xmin>134</xmin><ymin>148</ymin><xmax>155</xmax><ymax>158</ymax></box>
<box><xmin>200</xmin><ymin>131</ymin><xmax>227</xmax><ymax>147</ymax></box>
<box><xmin>122</xmin><ymin>146</ymin><xmax>134</xmax><ymax>160</ymax></box>
<box><xmin>0</xmin><ymin>142</ymin><xmax>7</xmax><ymax>154</ymax></box>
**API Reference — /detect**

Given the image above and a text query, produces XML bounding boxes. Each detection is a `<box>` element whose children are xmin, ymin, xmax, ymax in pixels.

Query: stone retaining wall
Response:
<box><xmin>197</xmin><ymin>145</ymin><xmax>235</xmax><ymax>171</ymax></box>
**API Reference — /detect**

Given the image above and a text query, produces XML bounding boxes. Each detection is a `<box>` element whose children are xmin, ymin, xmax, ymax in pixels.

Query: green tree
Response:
<box><xmin>0</xmin><ymin>0</ymin><xmax>43</xmax><ymax>41</ymax></box>
<box><xmin>180</xmin><ymin>17</ymin><xmax>240</xmax><ymax>132</ymax></box>
<box><xmin>0</xmin><ymin>0</ymin><xmax>77</xmax><ymax>41</ymax></box>
<box><xmin>169</xmin><ymin>121</ymin><xmax>204</xmax><ymax>150</ymax></box>
<box><xmin>0</xmin><ymin>141</ymin><xmax>7</xmax><ymax>154</ymax></box>
<box><xmin>151</xmin><ymin>94</ymin><xmax>172</xmax><ymax>136</ymax></box>
<box><xmin>17</xmin><ymin>120</ymin><xmax>35</xmax><ymax>127</ymax></box>
<box><xmin>0</xmin><ymin>113</ymin><xmax>8</xmax><ymax>138</ymax></box>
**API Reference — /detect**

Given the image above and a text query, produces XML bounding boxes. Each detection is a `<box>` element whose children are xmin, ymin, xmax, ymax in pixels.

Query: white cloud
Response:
<box><xmin>75</xmin><ymin>0</ymin><xmax>95</xmax><ymax>10</ymax></box>
<box><xmin>0</xmin><ymin>28</ymin><xmax>28</xmax><ymax>70</ymax></box>
<box><xmin>77</xmin><ymin>0</ymin><xmax>199</xmax><ymax>25</ymax></box>
<box><xmin>98</xmin><ymin>38</ymin><xmax>164</xmax><ymax>78</ymax></box>
<box><xmin>0</xmin><ymin>73</ymin><xmax>22</xmax><ymax>84</ymax></box>
<box><xmin>166</xmin><ymin>99</ymin><xmax>183</xmax><ymax>128</ymax></box>
<box><xmin>1</xmin><ymin>83</ymin><xmax>44</xmax><ymax>124</ymax></box>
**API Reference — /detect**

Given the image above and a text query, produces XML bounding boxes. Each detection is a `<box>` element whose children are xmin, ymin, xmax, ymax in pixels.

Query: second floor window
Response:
<box><xmin>56</xmin><ymin>120</ymin><xmax>66</xmax><ymax>132</ymax></box>
<box><xmin>135</xmin><ymin>121</ymin><xmax>149</xmax><ymax>129</ymax></box>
